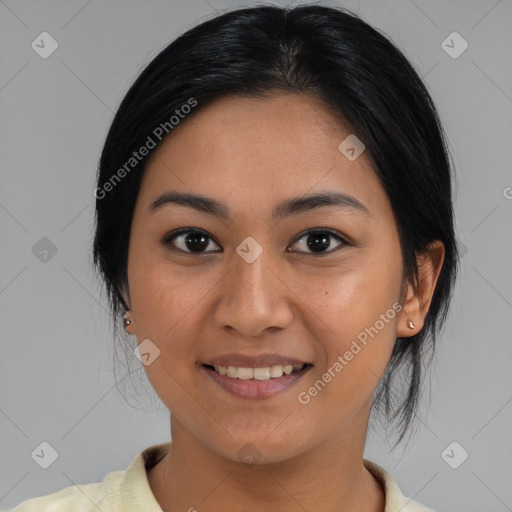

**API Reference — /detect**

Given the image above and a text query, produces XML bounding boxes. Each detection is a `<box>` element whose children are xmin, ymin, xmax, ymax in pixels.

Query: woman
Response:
<box><xmin>12</xmin><ymin>4</ymin><xmax>457</xmax><ymax>511</ymax></box>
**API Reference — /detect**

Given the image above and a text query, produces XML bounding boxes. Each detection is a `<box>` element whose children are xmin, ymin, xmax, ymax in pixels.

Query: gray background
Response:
<box><xmin>1</xmin><ymin>0</ymin><xmax>511</xmax><ymax>510</ymax></box>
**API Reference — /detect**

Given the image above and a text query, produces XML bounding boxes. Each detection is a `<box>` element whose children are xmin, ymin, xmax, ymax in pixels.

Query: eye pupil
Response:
<box><xmin>186</xmin><ymin>232</ymin><xmax>209</xmax><ymax>252</ymax></box>
<box><xmin>307</xmin><ymin>232</ymin><xmax>330</xmax><ymax>252</ymax></box>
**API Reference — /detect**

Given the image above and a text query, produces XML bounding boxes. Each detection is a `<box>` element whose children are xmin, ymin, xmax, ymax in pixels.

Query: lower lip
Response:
<box><xmin>201</xmin><ymin>365</ymin><xmax>312</xmax><ymax>400</ymax></box>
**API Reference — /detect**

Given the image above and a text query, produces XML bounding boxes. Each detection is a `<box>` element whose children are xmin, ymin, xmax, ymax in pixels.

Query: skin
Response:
<box><xmin>122</xmin><ymin>92</ymin><xmax>445</xmax><ymax>512</ymax></box>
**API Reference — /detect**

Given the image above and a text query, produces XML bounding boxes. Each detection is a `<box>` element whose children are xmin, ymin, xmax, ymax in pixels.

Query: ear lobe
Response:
<box><xmin>397</xmin><ymin>240</ymin><xmax>445</xmax><ymax>337</ymax></box>
<box><xmin>120</xmin><ymin>285</ymin><xmax>136</xmax><ymax>333</ymax></box>
<box><xmin>123</xmin><ymin>310</ymin><xmax>136</xmax><ymax>334</ymax></box>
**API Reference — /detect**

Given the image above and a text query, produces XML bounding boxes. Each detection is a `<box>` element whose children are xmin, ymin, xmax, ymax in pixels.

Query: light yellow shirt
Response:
<box><xmin>10</xmin><ymin>442</ymin><xmax>435</xmax><ymax>511</ymax></box>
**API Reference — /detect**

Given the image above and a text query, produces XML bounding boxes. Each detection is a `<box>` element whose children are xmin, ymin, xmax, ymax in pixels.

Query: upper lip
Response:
<box><xmin>202</xmin><ymin>353</ymin><xmax>312</xmax><ymax>368</ymax></box>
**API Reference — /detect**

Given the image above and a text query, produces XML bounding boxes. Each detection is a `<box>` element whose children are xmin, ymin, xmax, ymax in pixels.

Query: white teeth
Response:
<box><xmin>211</xmin><ymin>363</ymin><xmax>306</xmax><ymax>380</ymax></box>
<box><xmin>283</xmin><ymin>365</ymin><xmax>293</xmax><ymax>375</ymax></box>
<box><xmin>253</xmin><ymin>367</ymin><xmax>270</xmax><ymax>380</ymax></box>
<box><xmin>269</xmin><ymin>365</ymin><xmax>283</xmax><ymax>378</ymax></box>
<box><xmin>236</xmin><ymin>367</ymin><xmax>254</xmax><ymax>380</ymax></box>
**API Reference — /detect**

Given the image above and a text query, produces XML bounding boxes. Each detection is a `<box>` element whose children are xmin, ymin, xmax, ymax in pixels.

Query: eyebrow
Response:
<box><xmin>148</xmin><ymin>190</ymin><xmax>370</xmax><ymax>220</ymax></box>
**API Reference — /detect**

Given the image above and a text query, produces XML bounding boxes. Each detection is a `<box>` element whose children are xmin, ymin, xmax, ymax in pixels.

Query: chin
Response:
<box><xmin>207</xmin><ymin>427</ymin><xmax>312</xmax><ymax>466</ymax></box>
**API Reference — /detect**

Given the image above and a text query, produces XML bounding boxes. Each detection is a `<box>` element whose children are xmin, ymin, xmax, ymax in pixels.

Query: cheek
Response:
<box><xmin>126</xmin><ymin>255</ymin><xmax>207</xmax><ymax>396</ymax></box>
<box><xmin>293</xmin><ymin>253</ymin><xmax>402</xmax><ymax>391</ymax></box>
<box><xmin>296</xmin><ymin>254</ymin><xmax>402</xmax><ymax>339</ymax></box>
<box><xmin>128</xmin><ymin>247</ymin><xmax>211</xmax><ymax>337</ymax></box>
<box><xmin>128</xmin><ymin>260</ymin><xmax>205</xmax><ymax>411</ymax></box>
<box><xmin>292</xmin><ymin>283</ymin><xmax>401</xmax><ymax>429</ymax></box>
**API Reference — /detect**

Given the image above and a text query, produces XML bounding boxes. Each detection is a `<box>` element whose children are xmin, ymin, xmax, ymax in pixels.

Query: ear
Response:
<box><xmin>123</xmin><ymin>310</ymin><xmax>136</xmax><ymax>334</ymax></box>
<box><xmin>120</xmin><ymin>284</ymin><xmax>136</xmax><ymax>334</ymax></box>
<box><xmin>397</xmin><ymin>240</ymin><xmax>445</xmax><ymax>337</ymax></box>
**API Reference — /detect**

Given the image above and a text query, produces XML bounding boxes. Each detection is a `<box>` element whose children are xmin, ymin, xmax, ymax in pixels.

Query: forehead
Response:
<box><xmin>138</xmin><ymin>93</ymin><xmax>388</xmax><ymax>219</ymax></box>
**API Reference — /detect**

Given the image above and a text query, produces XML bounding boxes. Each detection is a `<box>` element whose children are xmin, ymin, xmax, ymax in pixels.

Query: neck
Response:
<box><xmin>147</xmin><ymin>408</ymin><xmax>385</xmax><ymax>512</ymax></box>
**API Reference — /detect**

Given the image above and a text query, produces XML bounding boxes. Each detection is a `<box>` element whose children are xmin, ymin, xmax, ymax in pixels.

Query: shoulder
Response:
<box><xmin>9</xmin><ymin>468</ymin><xmax>125</xmax><ymax>512</ymax></box>
<box><xmin>9</xmin><ymin>442</ymin><xmax>171</xmax><ymax>512</ymax></box>
<box><xmin>363</xmin><ymin>459</ymin><xmax>436</xmax><ymax>512</ymax></box>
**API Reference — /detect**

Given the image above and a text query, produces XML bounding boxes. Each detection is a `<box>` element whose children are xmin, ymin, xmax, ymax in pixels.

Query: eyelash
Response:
<box><xmin>161</xmin><ymin>228</ymin><xmax>350</xmax><ymax>256</ymax></box>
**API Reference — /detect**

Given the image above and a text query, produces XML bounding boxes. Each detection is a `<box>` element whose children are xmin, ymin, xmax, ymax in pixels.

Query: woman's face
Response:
<box><xmin>125</xmin><ymin>92</ymin><xmax>412</xmax><ymax>463</ymax></box>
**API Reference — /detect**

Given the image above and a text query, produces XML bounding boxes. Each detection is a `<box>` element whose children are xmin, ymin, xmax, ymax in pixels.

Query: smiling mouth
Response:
<box><xmin>202</xmin><ymin>363</ymin><xmax>313</xmax><ymax>381</ymax></box>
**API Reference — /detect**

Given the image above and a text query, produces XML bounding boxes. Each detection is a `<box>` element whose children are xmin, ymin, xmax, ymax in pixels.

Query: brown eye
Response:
<box><xmin>162</xmin><ymin>229</ymin><xmax>221</xmax><ymax>254</ymax></box>
<box><xmin>162</xmin><ymin>228</ymin><xmax>349</xmax><ymax>256</ymax></box>
<box><xmin>288</xmin><ymin>229</ymin><xmax>348</xmax><ymax>255</ymax></box>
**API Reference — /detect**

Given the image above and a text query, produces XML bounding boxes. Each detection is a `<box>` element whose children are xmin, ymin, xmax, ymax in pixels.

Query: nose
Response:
<box><xmin>213</xmin><ymin>245</ymin><xmax>294</xmax><ymax>337</ymax></box>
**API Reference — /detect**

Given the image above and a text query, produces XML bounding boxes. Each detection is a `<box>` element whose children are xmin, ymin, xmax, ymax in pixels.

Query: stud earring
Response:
<box><xmin>123</xmin><ymin>311</ymin><xmax>132</xmax><ymax>327</ymax></box>
<box><xmin>407</xmin><ymin>319</ymin><xmax>415</xmax><ymax>329</ymax></box>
